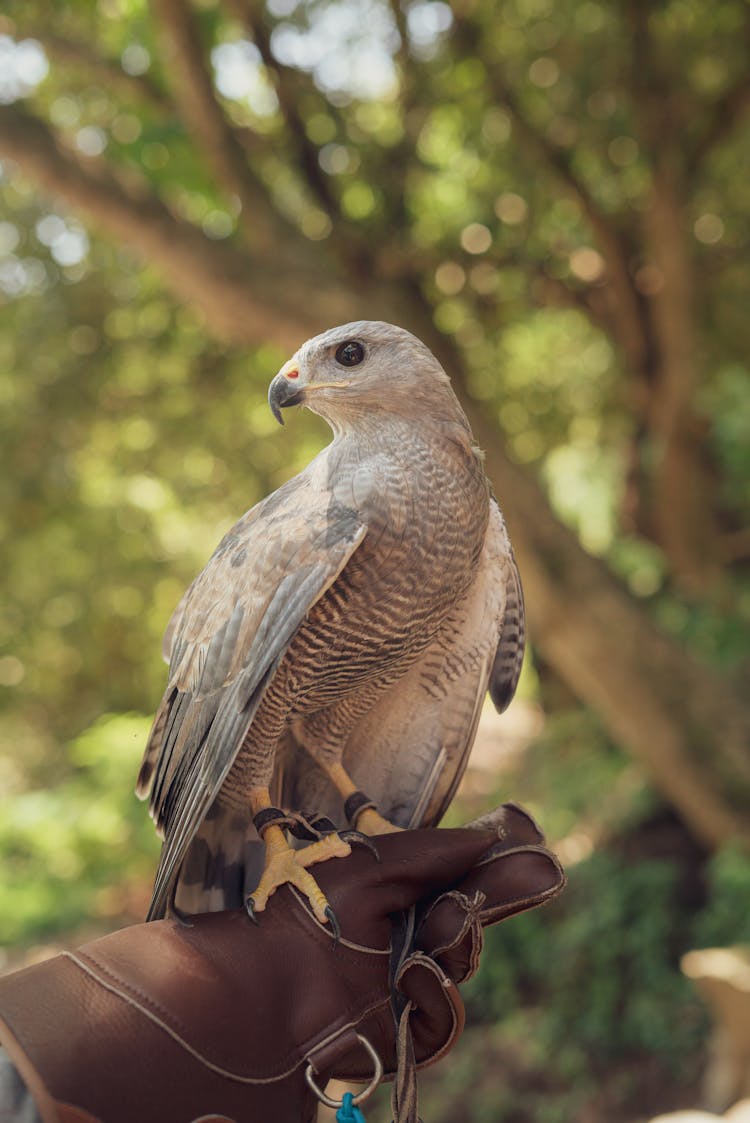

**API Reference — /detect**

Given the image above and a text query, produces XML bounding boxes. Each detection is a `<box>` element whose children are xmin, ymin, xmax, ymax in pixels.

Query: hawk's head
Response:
<box><xmin>268</xmin><ymin>321</ymin><xmax>456</xmax><ymax>429</ymax></box>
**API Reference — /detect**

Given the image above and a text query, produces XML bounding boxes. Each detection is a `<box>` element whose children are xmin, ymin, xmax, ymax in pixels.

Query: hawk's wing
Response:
<box><xmin>137</xmin><ymin>464</ymin><xmax>367</xmax><ymax>920</ymax></box>
<box><xmin>279</xmin><ymin>499</ymin><xmax>523</xmax><ymax>828</ymax></box>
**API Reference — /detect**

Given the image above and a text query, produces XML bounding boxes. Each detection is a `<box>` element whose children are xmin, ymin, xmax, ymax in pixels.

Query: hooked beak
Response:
<box><xmin>268</xmin><ymin>363</ymin><xmax>303</xmax><ymax>425</ymax></box>
<box><xmin>269</xmin><ymin>357</ymin><xmax>353</xmax><ymax>425</ymax></box>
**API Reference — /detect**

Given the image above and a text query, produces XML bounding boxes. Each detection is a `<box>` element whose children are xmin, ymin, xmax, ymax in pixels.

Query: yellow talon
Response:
<box><xmin>295</xmin><ymin>831</ymin><xmax>352</xmax><ymax>867</ymax></box>
<box><xmin>250</xmin><ymin>824</ymin><xmax>351</xmax><ymax>925</ymax></box>
<box><xmin>354</xmin><ymin>807</ymin><xmax>403</xmax><ymax>835</ymax></box>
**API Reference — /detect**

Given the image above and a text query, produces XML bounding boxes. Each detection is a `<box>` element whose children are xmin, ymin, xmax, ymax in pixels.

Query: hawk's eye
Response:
<box><xmin>335</xmin><ymin>340</ymin><xmax>365</xmax><ymax>367</ymax></box>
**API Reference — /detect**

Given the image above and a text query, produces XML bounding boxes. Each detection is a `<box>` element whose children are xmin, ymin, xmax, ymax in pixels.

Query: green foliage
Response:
<box><xmin>430</xmin><ymin>706</ymin><xmax>717</xmax><ymax>1120</ymax></box>
<box><xmin>368</xmin><ymin>839</ymin><xmax>745</xmax><ymax>1123</ymax></box>
<box><xmin>0</xmin><ymin>713</ymin><xmax>159</xmax><ymax>948</ymax></box>
<box><xmin>691</xmin><ymin>845</ymin><xmax>750</xmax><ymax>948</ymax></box>
<box><xmin>426</xmin><ymin>851</ymin><xmax>703</xmax><ymax>1123</ymax></box>
<box><xmin>420</xmin><ymin>836</ymin><xmax>750</xmax><ymax>1122</ymax></box>
<box><xmin>701</xmin><ymin>364</ymin><xmax>750</xmax><ymax>522</ymax></box>
<box><xmin>429</xmin><ymin>675</ymin><xmax>750</xmax><ymax>1123</ymax></box>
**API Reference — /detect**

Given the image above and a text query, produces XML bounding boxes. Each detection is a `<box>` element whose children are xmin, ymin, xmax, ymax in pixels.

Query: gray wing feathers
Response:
<box><xmin>138</xmin><ymin>476</ymin><xmax>367</xmax><ymax>920</ymax></box>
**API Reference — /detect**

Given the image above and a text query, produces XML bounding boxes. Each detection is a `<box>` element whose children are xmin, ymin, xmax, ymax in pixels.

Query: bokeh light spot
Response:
<box><xmin>461</xmin><ymin>223</ymin><xmax>492</xmax><ymax>254</ymax></box>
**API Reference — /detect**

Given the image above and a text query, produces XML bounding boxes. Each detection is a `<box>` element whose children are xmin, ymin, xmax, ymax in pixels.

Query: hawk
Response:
<box><xmin>137</xmin><ymin>321</ymin><xmax>524</xmax><ymax>929</ymax></box>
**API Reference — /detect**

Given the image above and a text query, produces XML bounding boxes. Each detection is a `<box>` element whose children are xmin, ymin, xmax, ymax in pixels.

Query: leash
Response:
<box><xmin>304</xmin><ymin>903</ymin><xmax>423</xmax><ymax>1122</ymax></box>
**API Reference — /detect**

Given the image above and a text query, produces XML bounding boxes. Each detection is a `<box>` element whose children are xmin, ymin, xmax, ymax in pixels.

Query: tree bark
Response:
<box><xmin>641</xmin><ymin>163</ymin><xmax>721</xmax><ymax>592</ymax></box>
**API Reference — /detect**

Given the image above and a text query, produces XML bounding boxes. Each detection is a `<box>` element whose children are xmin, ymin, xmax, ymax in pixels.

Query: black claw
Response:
<box><xmin>169</xmin><ymin>902</ymin><xmax>194</xmax><ymax>928</ymax></box>
<box><xmin>340</xmin><ymin>829</ymin><xmax>381</xmax><ymax>862</ymax></box>
<box><xmin>244</xmin><ymin>896</ymin><xmax>259</xmax><ymax>925</ymax></box>
<box><xmin>324</xmin><ymin>905</ymin><xmax>341</xmax><ymax>944</ymax></box>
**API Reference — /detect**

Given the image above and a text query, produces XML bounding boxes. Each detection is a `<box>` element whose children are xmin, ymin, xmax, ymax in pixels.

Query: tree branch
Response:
<box><xmin>498</xmin><ymin>80</ymin><xmax>647</xmax><ymax>358</ymax></box>
<box><xmin>688</xmin><ymin>70</ymin><xmax>750</xmax><ymax>173</ymax></box>
<box><xmin>149</xmin><ymin>0</ymin><xmax>285</xmax><ymax>254</ymax></box>
<box><xmin>0</xmin><ymin>103</ymin><xmax>356</xmax><ymax>345</ymax></box>
<box><xmin>227</xmin><ymin>0</ymin><xmax>388</xmax><ymax>284</ymax></box>
<box><xmin>227</xmin><ymin>0</ymin><xmax>340</xmax><ymax>221</ymax></box>
<box><xmin>623</xmin><ymin>0</ymin><xmax>680</xmax><ymax>153</ymax></box>
<box><xmin>640</xmin><ymin>161</ymin><xmax>721</xmax><ymax>589</ymax></box>
<box><xmin>684</xmin><ymin>1</ymin><xmax>750</xmax><ymax>171</ymax></box>
<box><xmin>451</xmin><ymin>15</ymin><xmax>650</xmax><ymax>375</ymax></box>
<box><xmin>386</xmin><ymin>0</ymin><xmax>409</xmax><ymax>60</ymax></box>
<box><xmin>28</xmin><ymin>32</ymin><xmax>172</xmax><ymax>114</ymax></box>
<box><xmin>372</xmin><ymin>0</ymin><xmax>429</xmax><ymax>241</ymax></box>
<box><xmin>236</xmin><ymin>0</ymin><xmax>421</xmax><ymax>276</ymax></box>
<box><xmin>229</xmin><ymin>0</ymin><xmax>426</xmax><ymax>283</ymax></box>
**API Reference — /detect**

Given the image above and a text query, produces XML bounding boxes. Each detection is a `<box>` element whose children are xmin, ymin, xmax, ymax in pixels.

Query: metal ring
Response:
<box><xmin>305</xmin><ymin>1033</ymin><xmax>384</xmax><ymax>1109</ymax></box>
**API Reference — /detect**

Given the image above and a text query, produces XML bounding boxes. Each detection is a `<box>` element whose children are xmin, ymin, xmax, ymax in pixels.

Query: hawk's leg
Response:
<box><xmin>245</xmin><ymin>787</ymin><xmax>351</xmax><ymax>929</ymax></box>
<box><xmin>325</xmin><ymin>763</ymin><xmax>403</xmax><ymax>836</ymax></box>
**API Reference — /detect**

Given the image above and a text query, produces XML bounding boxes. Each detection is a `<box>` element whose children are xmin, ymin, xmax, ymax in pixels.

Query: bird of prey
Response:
<box><xmin>137</xmin><ymin>321</ymin><xmax>524</xmax><ymax>929</ymax></box>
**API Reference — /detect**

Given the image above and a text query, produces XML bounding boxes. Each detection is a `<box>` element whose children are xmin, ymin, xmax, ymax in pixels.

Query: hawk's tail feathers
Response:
<box><xmin>162</xmin><ymin>804</ymin><xmax>265</xmax><ymax>917</ymax></box>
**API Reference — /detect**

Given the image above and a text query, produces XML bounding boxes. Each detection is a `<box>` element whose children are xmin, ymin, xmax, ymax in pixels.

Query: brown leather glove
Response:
<box><xmin>0</xmin><ymin>805</ymin><xmax>564</xmax><ymax>1123</ymax></box>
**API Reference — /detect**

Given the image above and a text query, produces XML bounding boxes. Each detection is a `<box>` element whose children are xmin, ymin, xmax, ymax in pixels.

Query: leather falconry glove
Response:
<box><xmin>0</xmin><ymin>804</ymin><xmax>564</xmax><ymax>1123</ymax></box>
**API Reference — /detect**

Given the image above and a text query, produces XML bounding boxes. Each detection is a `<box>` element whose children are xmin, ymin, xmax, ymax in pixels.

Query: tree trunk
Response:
<box><xmin>642</xmin><ymin>163</ymin><xmax>721</xmax><ymax>593</ymax></box>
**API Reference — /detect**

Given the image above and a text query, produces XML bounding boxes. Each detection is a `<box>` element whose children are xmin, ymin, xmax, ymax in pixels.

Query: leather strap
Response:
<box><xmin>287</xmin><ymin>812</ymin><xmax>337</xmax><ymax>841</ymax></box>
<box><xmin>252</xmin><ymin>806</ymin><xmax>296</xmax><ymax>837</ymax></box>
<box><xmin>391</xmin><ymin>1001</ymin><xmax>418</xmax><ymax>1123</ymax></box>
<box><xmin>344</xmin><ymin>790</ymin><xmax>376</xmax><ymax>827</ymax></box>
<box><xmin>388</xmin><ymin>906</ymin><xmax>419</xmax><ymax>1123</ymax></box>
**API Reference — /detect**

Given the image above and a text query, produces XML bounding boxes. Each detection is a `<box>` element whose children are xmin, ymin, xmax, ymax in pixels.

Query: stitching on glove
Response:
<box><xmin>70</xmin><ymin>950</ymin><xmax>191</xmax><ymax>1039</ymax></box>
<box><xmin>66</xmin><ymin>951</ymin><xmax>392</xmax><ymax>1084</ymax></box>
<box><xmin>287</xmin><ymin>886</ymin><xmax>391</xmax><ymax>955</ymax></box>
<box><xmin>416</xmin><ymin>890</ymin><xmax>485</xmax><ymax>983</ymax></box>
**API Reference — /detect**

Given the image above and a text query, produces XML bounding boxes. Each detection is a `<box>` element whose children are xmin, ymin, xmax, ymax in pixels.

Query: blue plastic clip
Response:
<box><xmin>335</xmin><ymin>1090</ymin><xmax>367</xmax><ymax>1123</ymax></box>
